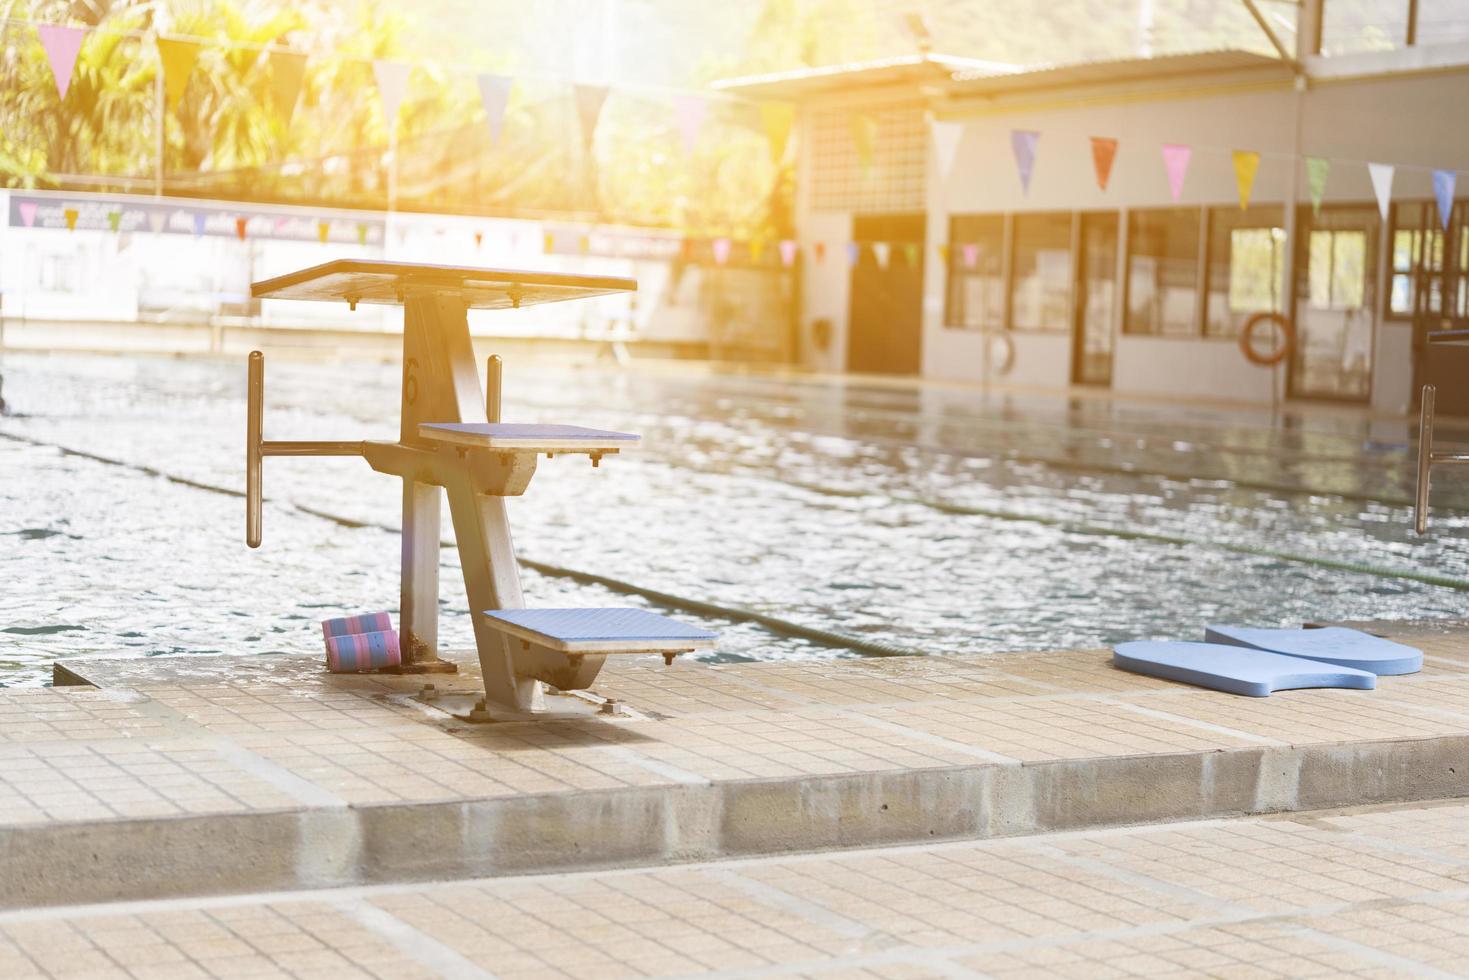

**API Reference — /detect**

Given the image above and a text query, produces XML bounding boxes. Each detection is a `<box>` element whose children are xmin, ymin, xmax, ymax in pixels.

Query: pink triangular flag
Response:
<box><xmin>477</xmin><ymin>74</ymin><xmax>512</xmax><ymax>144</ymax></box>
<box><xmin>711</xmin><ymin>237</ymin><xmax>731</xmax><ymax>265</ymax></box>
<box><xmin>38</xmin><ymin>25</ymin><xmax>86</xmax><ymax>101</ymax></box>
<box><xmin>1161</xmin><ymin>144</ymin><xmax>1191</xmax><ymax>202</ymax></box>
<box><xmin>372</xmin><ymin>60</ymin><xmax>411</xmax><ymax>132</ymax></box>
<box><xmin>778</xmin><ymin>239</ymin><xmax>798</xmax><ymax>266</ymax></box>
<box><xmin>18</xmin><ymin>202</ymin><xmax>37</xmax><ymax>227</ymax></box>
<box><xmin>961</xmin><ymin>243</ymin><xmax>978</xmax><ymax>269</ymax></box>
<box><xmin>671</xmin><ymin>94</ymin><xmax>706</xmax><ymax>156</ymax></box>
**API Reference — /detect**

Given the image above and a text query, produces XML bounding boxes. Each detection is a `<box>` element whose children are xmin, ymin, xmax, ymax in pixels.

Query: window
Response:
<box><xmin>1204</xmin><ymin>206</ymin><xmax>1286</xmax><ymax>338</ymax></box>
<box><xmin>1009</xmin><ymin>212</ymin><xmax>1072</xmax><ymax>333</ymax></box>
<box><xmin>1308</xmin><ymin>229</ymin><xmax>1367</xmax><ymax>310</ymax></box>
<box><xmin>944</xmin><ymin>214</ymin><xmax>1004</xmax><ymax>330</ymax></box>
<box><xmin>1125</xmin><ymin>208</ymin><xmax>1200</xmax><ymax>337</ymax></box>
<box><xmin>1418</xmin><ymin>0</ymin><xmax>1469</xmax><ymax>45</ymax></box>
<box><xmin>1389</xmin><ymin>202</ymin><xmax>1444</xmax><ymax>318</ymax></box>
<box><xmin>1322</xmin><ymin>0</ymin><xmax>1410</xmax><ymax>53</ymax></box>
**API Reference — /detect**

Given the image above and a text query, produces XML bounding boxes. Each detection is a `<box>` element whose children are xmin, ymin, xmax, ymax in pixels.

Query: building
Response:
<box><xmin>715</xmin><ymin>0</ymin><xmax>1469</xmax><ymax>414</ymax></box>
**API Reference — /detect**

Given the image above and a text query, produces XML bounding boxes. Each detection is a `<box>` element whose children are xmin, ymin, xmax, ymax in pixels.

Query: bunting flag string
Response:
<box><xmin>1161</xmin><ymin>143</ymin><xmax>1191</xmax><ymax>202</ymax></box>
<box><xmin>267</xmin><ymin>50</ymin><xmax>307</xmax><ymax>123</ymax></box>
<box><xmin>37</xmin><ymin>24</ymin><xmax>86</xmax><ymax>100</ymax></box>
<box><xmin>1089</xmin><ymin>137</ymin><xmax>1118</xmax><ymax>191</ymax></box>
<box><xmin>931</xmin><ymin>121</ymin><xmax>962</xmax><ymax>183</ymax></box>
<box><xmin>671</xmin><ymin>94</ymin><xmax>706</xmax><ymax>156</ymax></box>
<box><xmin>1010</xmin><ymin>130</ymin><xmax>1039</xmax><ymax>195</ymax></box>
<box><xmin>157</xmin><ymin>38</ymin><xmax>200</xmax><ymax>111</ymax></box>
<box><xmin>1369</xmin><ymin>162</ymin><xmax>1395</xmax><ymax>222</ymax></box>
<box><xmin>1433</xmin><ymin>169</ymin><xmax>1456</xmax><ymax>230</ymax></box>
<box><xmin>477</xmin><ymin>74</ymin><xmax>512</xmax><ymax>144</ymax></box>
<box><xmin>372</xmin><ymin>60</ymin><xmax>411</xmax><ymax>133</ymax></box>
<box><xmin>1232</xmin><ymin>150</ymin><xmax>1260</xmax><ymax>210</ymax></box>
<box><xmin>1306</xmin><ymin>157</ymin><xmax>1330</xmax><ymax>216</ymax></box>
<box><xmin>574</xmin><ymin>83</ymin><xmax>609</xmax><ymax>149</ymax></box>
<box><xmin>760</xmin><ymin>103</ymin><xmax>794</xmax><ymax>164</ymax></box>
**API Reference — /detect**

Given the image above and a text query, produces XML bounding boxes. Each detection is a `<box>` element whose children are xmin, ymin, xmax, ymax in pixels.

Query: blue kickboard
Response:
<box><xmin>483</xmin><ymin>608</ymin><xmax>717</xmax><ymax>644</ymax></box>
<box><xmin>1113</xmin><ymin>641</ymin><xmax>1376</xmax><ymax>697</ymax></box>
<box><xmin>1204</xmin><ymin>625</ymin><xmax>1422</xmax><ymax>676</ymax></box>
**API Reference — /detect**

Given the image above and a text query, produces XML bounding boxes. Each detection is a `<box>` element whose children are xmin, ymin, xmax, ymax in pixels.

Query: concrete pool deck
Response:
<box><xmin>2</xmin><ymin>620</ymin><xmax>1467</xmax><ymax>912</ymax></box>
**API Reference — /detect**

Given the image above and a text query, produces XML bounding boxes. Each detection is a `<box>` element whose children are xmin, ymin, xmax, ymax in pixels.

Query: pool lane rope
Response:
<box><xmin>6</xmin><ymin>428</ymin><xmax>1469</xmax><ymax>660</ymax></box>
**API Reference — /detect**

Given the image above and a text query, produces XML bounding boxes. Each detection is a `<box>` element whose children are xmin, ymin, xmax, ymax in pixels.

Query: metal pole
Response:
<box><xmin>1415</xmin><ymin>384</ymin><xmax>1435</xmax><ymax>534</ymax></box>
<box><xmin>246</xmin><ymin>351</ymin><xmax>264</xmax><ymax>547</ymax></box>
<box><xmin>486</xmin><ymin>354</ymin><xmax>503</xmax><ymax>423</ymax></box>
<box><xmin>154</xmin><ymin>46</ymin><xmax>165</xmax><ymax>198</ymax></box>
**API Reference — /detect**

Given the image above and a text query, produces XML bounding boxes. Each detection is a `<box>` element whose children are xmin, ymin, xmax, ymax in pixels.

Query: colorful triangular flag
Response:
<box><xmin>1232</xmin><ymin>150</ymin><xmax>1261</xmax><ymax>210</ymax></box>
<box><xmin>235</xmin><ymin>217</ymin><xmax>248</xmax><ymax>240</ymax></box>
<box><xmin>903</xmin><ymin>243</ymin><xmax>919</xmax><ymax>268</ymax></box>
<box><xmin>574</xmin><ymin>83</ymin><xmax>609</xmax><ymax>149</ymax></box>
<box><xmin>1161</xmin><ymin>143</ymin><xmax>1191</xmax><ymax>202</ymax></box>
<box><xmin>936</xmin><ymin>242</ymin><xmax>950</xmax><ymax>264</ymax></box>
<box><xmin>961</xmin><ymin>243</ymin><xmax>978</xmax><ymax>269</ymax></box>
<box><xmin>872</xmin><ymin>241</ymin><xmax>890</xmax><ymax>269</ymax></box>
<box><xmin>931</xmin><ymin>121</ymin><xmax>961</xmax><ymax>183</ymax></box>
<box><xmin>778</xmin><ymin>239</ymin><xmax>798</xmax><ymax>267</ymax></box>
<box><xmin>1433</xmin><ymin>169</ymin><xmax>1456</xmax><ymax>230</ymax></box>
<box><xmin>18</xmin><ymin>202</ymin><xmax>37</xmax><ymax>227</ymax></box>
<box><xmin>268</xmin><ymin>51</ymin><xmax>306</xmax><ymax>123</ymax></box>
<box><xmin>1368</xmin><ymin>162</ymin><xmax>1394</xmax><ymax>222</ymax></box>
<box><xmin>357</xmin><ymin>223</ymin><xmax>370</xmax><ymax>246</ymax></box>
<box><xmin>477</xmin><ymin>74</ymin><xmax>512</xmax><ymax>144</ymax></box>
<box><xmin>64</xmin><ymin>208</ymin><xmax>78</xmax><ymax>231</ymax></box>
<box><xmin>760</xmin><ymin>103</ymin><xmax>794</xmax><ymax>163</ymax></box>
<box><xmin>147</xmin><ymin>210</ymin><xmax>165</xmax><ymax>234</ymax></box>
<box><xmin>845</xmin><ymin>241</ymin><xmax>860</xmax><ymax>265</ymax></box>
<box><xmin>671</xmin><ymin>94</ymin><xmax>706</xmax><ymax>156</ymax></box>
<box><xmin>749</xmin><ymin>237</ymin><xmax>765</xmax><ymax>263</ymax></box>
<box><xmin>814</xmin><ymin>242</ymin><xmax>826</xmax><ymax>263</ymax></box>
<box><xmin>1306</xmin><ymin>157</ymin><xmax>1330</xmax><ymax>216</ymax></box>
<box><xmin>37</xmin><ymin>25</ymin><xmax>86</xmax><ymax>101</ymax></box>
<box><xmin>711</xmin><ymin>237</ymin><xmax>731</xmax><ymax>265</ymax></box>
<box><xmin>1010</xmin><ymin>130</ymin><xmax>1039</xmax><ymax>195</ymax></box>
<box><xmin>317</xmin><ymin>220</ymin><xmax>330</xmax><ymax>243</ymax></box>
<box><xmin>1090</xmin><ymin>137</ymin><xmax>1118</xmax><ymax>191</ymax></box>
<box><xmin>192</xmin><ymin>212</ymin><xmax>206</xmax><ymax>236</ymax></box>
<box><xmin>107</xmin><ymin>211</ymin><xmax>121</xmax><ymax>232</ymax></box>
<box><xmin>157</xmin><ymin>38</ymin><xmax>200</xmax><ymax>111</ymax></box>
<box><xmin>372</xmin><ymin>60</ymin><xmax>411</xmax><ymax>132</ymax></box>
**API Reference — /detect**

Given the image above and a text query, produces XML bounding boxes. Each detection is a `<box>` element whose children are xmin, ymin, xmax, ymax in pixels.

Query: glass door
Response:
<box><xmin>1289</xmin><ymin>206</ymin><xmax>1377</xmax><ymax>401</ymax></box>
<box><xmin>1072</xmin><ymin>212</ymin><xmax>1117</xmax><ymax>386</ymax></box>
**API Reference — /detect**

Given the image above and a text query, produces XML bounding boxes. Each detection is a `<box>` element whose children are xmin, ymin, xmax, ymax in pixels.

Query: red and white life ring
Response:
<box><xmin>989</xmin><ymin>333</ymin><xmax>1015</xmax><ymax>376</ymax></box>
<box><xmin>1239</xmin><ymin>312</ymin><xmax>1293</xmax><ymax>367</ymax></box>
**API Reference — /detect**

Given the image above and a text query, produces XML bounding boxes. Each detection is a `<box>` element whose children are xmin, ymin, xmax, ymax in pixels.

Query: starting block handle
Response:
<box><xmin>247</xmin><ymin>351</ymin><xmax>264</xmax><ymax>548</ymax></box>
<box><xmin>487</xmin><ymin>354</ymin><xmax>502</xmax><ymax>423</ymax></box>
<box><xmin>246</xmin><ymin>350</ymin><xmax>364</xmax><ymax>549</ymax></box>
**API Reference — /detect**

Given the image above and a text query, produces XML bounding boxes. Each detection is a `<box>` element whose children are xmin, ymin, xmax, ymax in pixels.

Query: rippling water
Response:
<box><xmin>2</xmin><ymin>351</ymin><xmax>1467</xmax><ymax>687</ymax></box>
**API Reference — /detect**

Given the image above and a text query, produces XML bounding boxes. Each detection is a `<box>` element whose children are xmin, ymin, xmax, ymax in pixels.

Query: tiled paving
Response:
<box><xmin>7</xmin><ymin>798</ymin><xmax>1469</xmax><ymax>977</ymax></box>
<box><xmin>15</xmin><ymin>623</ymin><xmax>1469</xmax><ymax>822</ymax></box>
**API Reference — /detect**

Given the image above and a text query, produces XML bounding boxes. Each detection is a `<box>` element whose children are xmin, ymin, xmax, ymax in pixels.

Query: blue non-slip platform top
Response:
<box><xmin>1204</xmin><ymin>625</ymin><xmax>1422</xmax><ymax>676</ymax></box>
<box><xmin>483</xmin><ymin>608</ymin><xmax>717</xmax><ymax>650</ymax></box>
<box><xmin>1113</xmin><ymin>641</ymin><xmax>1377</xmax><ymax>698</ymax></box>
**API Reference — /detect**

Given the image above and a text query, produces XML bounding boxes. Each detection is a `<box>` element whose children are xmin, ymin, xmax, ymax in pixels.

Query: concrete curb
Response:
<box><xmin>4</xmin><ymin>734</ymin><xmax>1468</xmax><ymax>909</ymax></box>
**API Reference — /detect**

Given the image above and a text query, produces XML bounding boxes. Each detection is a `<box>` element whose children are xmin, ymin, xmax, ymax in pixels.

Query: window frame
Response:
<box><xmin>1122</xmin><ymin>205</ymin><xmax>1205</xmax><ymax>339</ymax></box>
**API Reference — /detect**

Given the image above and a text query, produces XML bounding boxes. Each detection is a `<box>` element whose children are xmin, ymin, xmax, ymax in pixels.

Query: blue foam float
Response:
<box><xmin>1113</xmin><ymin>641</ymin><xmax>1377</xmax><ymax>697</ymax></box>
<box><xmin>1204</xmin><ymin>625</ymin><xmax>1422</xmax><ymax>676</ymax></box>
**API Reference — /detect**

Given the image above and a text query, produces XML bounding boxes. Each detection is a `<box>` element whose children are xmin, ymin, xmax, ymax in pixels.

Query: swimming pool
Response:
<box><xmin>3</xmin><ymin>351</ymin><xmax>1467</xmax><ymax>687</ymax></box>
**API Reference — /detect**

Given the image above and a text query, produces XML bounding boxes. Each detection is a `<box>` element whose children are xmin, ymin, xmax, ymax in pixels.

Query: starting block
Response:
<box><xmin>245</xmin><ymin>259</ymin><xmax>717</xmax><ymax>714</ymax></box>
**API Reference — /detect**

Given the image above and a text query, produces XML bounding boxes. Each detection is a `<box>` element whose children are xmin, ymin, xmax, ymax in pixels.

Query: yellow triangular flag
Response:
<box><xmin>1233</xmin><ymin>150</ymin><xmax>1261</xmax><ymax>210</ymax></box>
<box><xmin>64</xmin><ymin>208</ymin><xmax>79</xmax><ymax>230</ymax></box>
<box><xmin>760</xmin><ymin>103</ymin><xmax>794</xmax><ymax>163</ymax></box>
<box><xmin>936</xmin><ymin>243</ymin><xmax>950</xmax><ymax>263</ymax></box>
<box><xmin>157</xmin><ymin>38</ymin><xmax>200</xmax><ymax>111</ymax></box>
<box><xmin>317</xmin><ymin>221</ymin><xmax>330</xmax><ymax>243</ymax></box>
<box><xmin>749</xmin><ymin>237</ymin><xmax>765</xmax><ymax>263</ymax></box>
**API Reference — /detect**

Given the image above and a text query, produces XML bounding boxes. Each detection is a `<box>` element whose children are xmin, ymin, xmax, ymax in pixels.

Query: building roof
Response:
<box><xmin>709</xmin><ymin>52</ymin><xmax>1018</xmax><ymax>100</ymax></box>
<box><xmin>711</xmin><ymin>48</ymin><xmax>1292</xmax><ymax>103</ymax></box>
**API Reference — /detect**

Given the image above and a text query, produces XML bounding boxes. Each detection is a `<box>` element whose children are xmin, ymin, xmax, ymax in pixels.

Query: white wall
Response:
<box><xmin>800</xmin><ymin>211</ymin><xmax>851</xmax><ymax>373</ymax></box>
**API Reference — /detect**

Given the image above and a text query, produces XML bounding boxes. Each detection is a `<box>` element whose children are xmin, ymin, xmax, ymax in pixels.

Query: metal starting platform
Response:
<box><xmin>1414</xmin><ymin>329</ymin><xmax>1469</xmax><ymax>533</ymax></box>
<box><xmin>245</xmin><ymin>259</ymin><xmax>715</xmax><ymax>716</ymax></box>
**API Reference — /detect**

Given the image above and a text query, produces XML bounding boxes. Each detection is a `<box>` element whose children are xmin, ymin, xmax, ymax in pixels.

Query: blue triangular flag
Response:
<box><xmin>1011</xmin><ymin>130</ymin><xmax>1039</xmax><ymax>195</ymax></box>
<box><xmin>1433</xmin><ymin>169</ymin><xmax>1456</xmax><ymax>230</ymax></box>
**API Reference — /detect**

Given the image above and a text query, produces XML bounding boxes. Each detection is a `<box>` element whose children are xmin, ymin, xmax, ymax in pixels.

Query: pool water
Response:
<box><xmin>2</xmin><ymin>351</ymin><xmax>1468</xmax><ymax>687</ymax></box>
